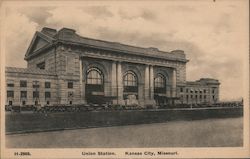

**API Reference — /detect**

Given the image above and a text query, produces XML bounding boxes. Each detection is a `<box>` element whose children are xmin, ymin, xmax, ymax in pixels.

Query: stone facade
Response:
<box><xmin>5</xmin><ymin>27</ymin><xmax>220</xmax><ymax>107</ymax></box>
<box><xmin>177</xmin><ymin>78</ymin><xmax>220</xmax><ymax>105</ymax></box>
<box><xmin>5</xmin><ymin>67</ymin><xmax>57</xmax><ymax>106</ymax></box>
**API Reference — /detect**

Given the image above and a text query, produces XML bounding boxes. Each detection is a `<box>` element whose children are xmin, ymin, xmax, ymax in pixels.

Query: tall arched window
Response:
<box><xmin>123</xmin><ymin>71</ymin><xmax>138</xmax><ymax>95</ymax></box>
<box><xmin>123</xmin><ymin>71</ymin><xmax>137</xmax><ymax>86</ymax></box>
<box><xmin>154</xmin><ymin>74</ymin><xmax>165</xmax><ymax>88</ymax></box>
<box><xmin>86</xmin><ymin>67</ymin><xmax>104</xmax><ymax>104</ymax></box>
<box><xmin>87</xmin><ymin>68</ymin><xmax>103</xmax><ymax>85</ymax></box>
<box><xmin>154</xmin><ymin>74</ymin><xmax>166</xmax><ymax>94</ymax></box>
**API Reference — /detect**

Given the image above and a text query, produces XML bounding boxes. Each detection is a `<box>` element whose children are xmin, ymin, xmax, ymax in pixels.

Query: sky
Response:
<box><xmin>2</xmin><ymin>0</ymin><xmax>249</xmax><ymax>101</ymax></box>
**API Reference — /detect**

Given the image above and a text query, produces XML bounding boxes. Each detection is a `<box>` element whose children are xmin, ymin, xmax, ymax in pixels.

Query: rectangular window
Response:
<box><xmin>37</xmin><ymin>61</ymin><xmax>45</xmax><ymax>69</ymax></box>
<box><xmin>68</xmin><ymin>82</ymin><xmax>73</xmax><ymax>88</ymax></box>
<box><xmin>7</xmin><ymin>79</ymin><xmax>14</xmax><ymax>87</ymax></box>
<box><xmin>45</xmin><ymin>92</ymin><xmax>51</xmax><ymax>98</ymax></box>
<box><xmin>20</xmin><ymin>80</ymin><xmax>27</xmax><ymax>87</ymax></box>
<box><xmin>212</xmin><ymin>89</ymin><xmax>215</xmax><ymax>94</ymax></box>
<box><xmin>200</xmin><ymin>95</ymin><xmax>202</xmax><ymax>98</ymax></box>
<box><xmin>68</xmin><ymin>91</ymin><xmax>73</xmax><ymax>97</ymax></box>
<box><xmin>7</xmin><ymin>83</ymin><xmax>14</xmax><ymax>87</ymax></box>
<box><xmin>186</xmin><ymin>88</ymin><xmax>188</xmax><ymax>93</ymax></box>
<box><xmin>7</xmin><ymin>91</ymin><xmax>14</xmax><ymax>98</ymax></box>
<box><xmin>204</xmin><ymin>95</ymin><xmax>207</xmax><ymax>99</ymax></box>
<box><xmin>45</xmin><ymin>82</ymin><xmax>51</xmax><ymax>88</ymax></box>
<box><xmin>20</xmin><ymin>91</ymin><xmax>27</xmax><ymax>98</ymax></box>
<box><xmin>180</xmin><ymin>87</ymin><xmax>183</xmax><ymax>92</ymax></box>
<box><xmin>204</xmin><ymin>89</ymin><xmax>206</xmax><ymax>93</ymax></box>
<box><xmin>33</xmin><ymin>81</ymin><xmax>40</xmax><ymax>88</ymax></box>
<box><xmin>33</xmin><ymin>91</ymin><xmax>39</xmax><ymax>98</ymax></box>
<box><xmin>22</xmin><ymin>101</ymin><xmax>26</xmax><ymax>105</ymax></box>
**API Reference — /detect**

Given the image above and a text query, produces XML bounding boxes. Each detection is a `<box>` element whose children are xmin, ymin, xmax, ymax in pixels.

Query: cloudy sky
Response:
<box><xmin>2</xmin><ymin>0</ymin><xmax>249</xmax><ymax>100</ymax></box>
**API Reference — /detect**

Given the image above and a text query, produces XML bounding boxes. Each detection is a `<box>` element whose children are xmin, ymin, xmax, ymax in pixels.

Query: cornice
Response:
<box><xmin>25</xmin><ymin>39</ymin><xmax>189</xmax><ymax>65</ymax></box>
<box><xmin>57</xmin><ymin>40</ymin><xmax>188</xmax><ymax>63</ymax></box>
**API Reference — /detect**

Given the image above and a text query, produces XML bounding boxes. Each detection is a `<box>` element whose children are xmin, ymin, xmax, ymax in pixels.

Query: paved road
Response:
<box><xmin>6</xmin><ymin>117</ymin><xmax>243</xmax><ymax>148</ymax></box>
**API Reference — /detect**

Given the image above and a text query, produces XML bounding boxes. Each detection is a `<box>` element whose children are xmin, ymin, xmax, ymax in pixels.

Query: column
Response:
<box><xmin>79</xmin><ymin>57</ymin><xmax>85</xmax><ymax>104</ymax></box>
<box><xmin>144</xmin><ymin>65</ymin><xmax>150</xmax><ymax>100</ymax></box>
<box><xmin>149</xmin><ymin>65</ymin><xmax>154</xmax><ymax>99</ymax></box>
<box><xmin>116</xmin><ymin>61</ymin><xmax>124</xmax><ymax>105</ymax></box>
<box><xmin>111</xmin><ymin>61</ymin><xmax>117</xmax><ymax>97</ymax></box>
<box><xmin>172</xmin><ymin>69</ymin><xmax>176</xmax><ymax>98</ymax></box>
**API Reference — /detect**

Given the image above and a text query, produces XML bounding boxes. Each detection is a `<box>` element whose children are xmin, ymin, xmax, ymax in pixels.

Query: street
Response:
<box><xmin>6</xmin><ymin>117</ymin><xmax>243</xmax><ymax>148</ymax></box>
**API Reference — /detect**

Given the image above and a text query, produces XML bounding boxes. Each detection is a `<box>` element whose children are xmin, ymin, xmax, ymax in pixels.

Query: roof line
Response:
<box><xmin>5</xmin><ymin>67</ymin><xmax>56</xmax><ymax>76</ymax></box>
<box><xmin>76</xmin><ymin>34</ymin><xmax>169</xmax><ymax>54</ymax></box>
<box><xmin>57</xmin><ymin>40</ymin><xmax>188</xmax><ymax>63</ymax></box>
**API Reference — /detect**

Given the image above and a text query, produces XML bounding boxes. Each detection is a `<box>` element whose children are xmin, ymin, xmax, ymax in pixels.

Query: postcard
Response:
<box><xmin>1</xmin><ymin>0</ymin><xmax>249</xmax><ymax>158</ymax></box>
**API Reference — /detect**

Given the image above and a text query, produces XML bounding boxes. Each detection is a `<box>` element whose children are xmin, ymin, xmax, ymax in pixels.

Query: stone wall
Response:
<box><xmin>5</xmin><ymin>72</ymin><xmax>57</xmax><ymax>106</ymax></box>
<box><xmin>178</xmin><ymin>82</ymin><xmax>220</xmax><ymax>105</ymax></box>
<box><xmin>27</xmin><ymin>48</ymin><xmax>56</xmax><ymax>73</ymax></box>
<box><xmin>176</xmin><ymin>62</ymin><xmax>186</xmax><ymax>84</ymax></box>
<box><xmin>55</xmin><ymin>46</ymin><xmax>82</xmax><ymax>104</ymax></box>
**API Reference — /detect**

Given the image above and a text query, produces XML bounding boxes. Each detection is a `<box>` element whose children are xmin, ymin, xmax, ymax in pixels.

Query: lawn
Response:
<box><xmin>5</xmin><ymin>107</ymin><xmax>243</xmax><ymax>134</ymax></box>
<box><xmin>6</xmin><ymin>117</ymin><xmax>243</xmax><ymax>148</ymax></box>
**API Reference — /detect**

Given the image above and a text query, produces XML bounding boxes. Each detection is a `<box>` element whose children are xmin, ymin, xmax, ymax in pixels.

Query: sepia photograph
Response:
<box><xmin>0</xmin><ymin>0</ymin><xmax>249</xmax><ymax>158</ymax></box>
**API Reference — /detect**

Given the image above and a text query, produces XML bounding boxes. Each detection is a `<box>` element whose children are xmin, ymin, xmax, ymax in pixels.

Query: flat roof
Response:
<box><xmin>5</xmin><ymin>67</ymin><xmax>56</xmax><ymax>76</ymax></box>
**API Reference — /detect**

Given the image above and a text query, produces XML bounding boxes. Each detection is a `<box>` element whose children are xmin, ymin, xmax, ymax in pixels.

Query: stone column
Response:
<box><xmin>144</xmin><ymin>65</ymin><xmax>150</xmax><ymax>100</ymax></box>
<box><xmin>111</xmin><ymin>61</ymin><xmax>117</xmax><ymax>103</ymax></box>
<box><xmin>79</xmin><ymin>57</ymin><xmax>85</xmax><ymax>104</ymax></box>
<box><xmin>172</xmin><ymin>68</ymin><xmax>177</xmax><ymax>98</ymax></box>
<box><xmin>116</xmin><ymin>61</ymin><xmax>124</xmax><ymax>105</ymax></box>
<box><xmin>166</xmin><ymin>84</ymin><xmax>171</xmax><ymax>98</ymax></box>
<box><xmin>149</xmin><ymin>65</ymin><xmax>154</xmax><ymax>99</ymax></box>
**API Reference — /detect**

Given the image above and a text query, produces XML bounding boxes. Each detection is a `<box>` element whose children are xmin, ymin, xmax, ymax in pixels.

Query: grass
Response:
<box><xmin>5</xmin><ymin>107</ymin><xmax>243</xmax><ymax>134</ymax></box>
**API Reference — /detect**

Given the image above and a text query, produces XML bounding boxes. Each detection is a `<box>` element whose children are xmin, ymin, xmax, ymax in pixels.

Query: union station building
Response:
<box><xmin>5</xmin><ymin>27</ymin><xmax>220</xmax><ymax>107</ymax></box>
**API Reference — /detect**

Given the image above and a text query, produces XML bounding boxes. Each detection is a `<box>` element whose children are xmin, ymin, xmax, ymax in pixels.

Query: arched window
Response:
<box><xmin>87</xmin><ymin>68</ymin><xmax>103</xmax><ymax>85</ymax></box>
<box><xmin>123</xmin><ymin>71</ymin><xmax>137</xmax><ymax>86</ymax></box>
<box><xmin>154</xmin><ymin>74</ymin><xmax>165</xmax><ymax>88</ymax></box>
<box><xmin>86</xmin><ymin>67</ymin><xmax>104</xmax><ymax>104</ymax></box>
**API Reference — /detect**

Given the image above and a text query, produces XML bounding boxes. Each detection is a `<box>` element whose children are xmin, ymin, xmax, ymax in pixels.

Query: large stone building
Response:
<box><xmin>5</xmin><ymin>27</ymin><xmax>220</xmax><ymax>107</ymax></box>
